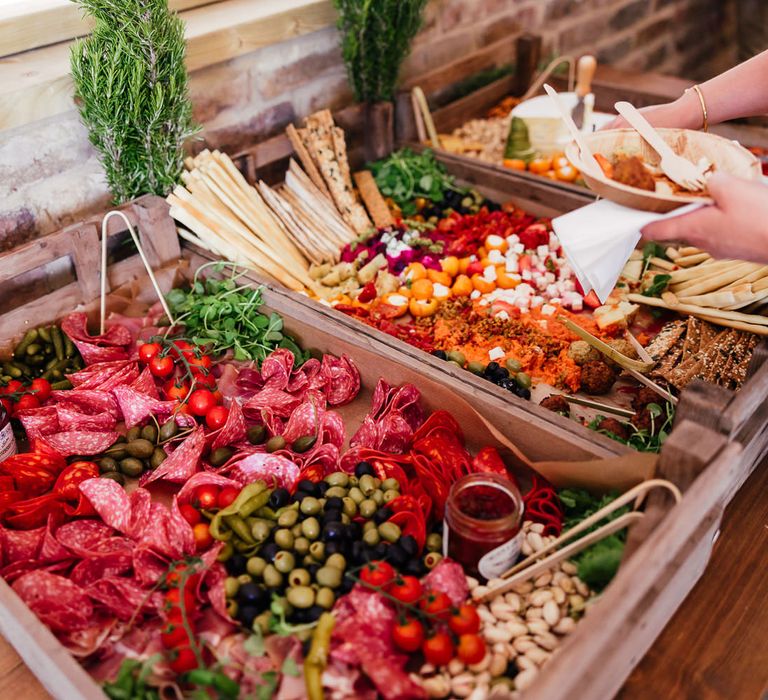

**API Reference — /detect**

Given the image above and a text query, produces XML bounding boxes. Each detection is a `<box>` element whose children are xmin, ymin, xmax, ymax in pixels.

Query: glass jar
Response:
<box><xmin>444</xmin><ymin>472</ymin><xmax>523</xmax><ymax>579</ymax></box>
<box><xmin>0</xmin><ymin>403</ymin><xmax>16</xmax><ymax>462</ymax></box>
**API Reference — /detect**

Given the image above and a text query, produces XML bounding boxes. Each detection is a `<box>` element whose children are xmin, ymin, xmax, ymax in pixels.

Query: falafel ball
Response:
<box><xmin>604</xmin><ymin>338</ymin><xmax>638</xmax><ymax>369</ymax></box>
<box><xmin>612</xmin><ymin>155</ymin><xmax>656</xmax><ymax>192</ymax></box>
<box><xmin>596</xmin><ymin>417</ymin><xmax>631</xmax><ymax>441</ymax></box>
<box><xmin>633</xmin><ymin>404</ymin><xmax>666</xmax><ymax>434</ymax></box>
<box><xmin>539</xmin><ymin>394</ymin><xmax>571</xmax><ymax>416</ymax></box>
<box><xmin>568</xmin><ymin>340</ymin><xmax>601</xmax><ymax>366</ymax></box>
<box><xmin>580</xmin><ymin>360</ymin><xmax>617</xmax><ymax>395</ymax></box>
<box><xmin>633</xmin><ymin>387</ymin><xmax>662</xmax><ymax>410</ymax></box>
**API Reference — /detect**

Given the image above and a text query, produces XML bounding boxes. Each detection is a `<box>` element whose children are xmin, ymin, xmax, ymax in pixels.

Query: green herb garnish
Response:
<box><xmin>642</xmin><ymin>273</ymin><xmax>672</xmax><ymax>297</ymax></box>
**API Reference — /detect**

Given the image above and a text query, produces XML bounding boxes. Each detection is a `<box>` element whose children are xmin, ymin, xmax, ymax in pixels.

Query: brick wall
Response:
<box><xmin>0</xmin><ymin>0</ymin><xmax>737</xmax><ymax>250</ymax></box>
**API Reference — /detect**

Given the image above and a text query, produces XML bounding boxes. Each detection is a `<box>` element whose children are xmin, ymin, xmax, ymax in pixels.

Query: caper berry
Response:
<box><xmin>251</xmin><ymin>519</ymin><xmax>272</xmax><ymax>542</ymax></box>
<box><xmin>140</xmin><ymin>424</ymin><xmax>158</xmax><ymax>443</ymax></box>
<box><xmin>359</xmin><ymin>499</ymin><xmax>377</xmax><ymax>519</ymax></box>
<box><xmin>363</xmin><ymin>528</ymin><xmax>380</xmax><ymax>547</ymax></box>
<box><xmin>348</xmin><ymin>487</ymin><xmax>365</xmax><ymax>504</ymax></box>
<box><xmin>358</xmin><ymin>474</ymin><xmax>376</xmax><ymax>496</ymax></box>
<box><xmin>159</xmin><ymin>419</ymin><xmax>179</xmax><ymax>442</ymax></box>
<box><xmin>288</xmin><ymin>569</ymin><xmax>311</xmax><ymax>587</ymax></box>
<box><xmin>97</xmin><ymin>457</ymin><xmax>118</xmax><ymax>473</ymax></box>
<box><xmin>125</xmin><ymin>426</ymin><xmax>141</xmax><ymax>442</ymax></box>
<box><xmin>381</xmin><ymin>478</ymin><xmax>400</xmax><ymax>491</ymax></box>
<box><xmin>515</xmin><ymin>371</ymin><xmax>532</xmax><ymax>389</ymax></box>
<box><xmin>277</xmin><ymin>507</ymin><xmax>299</xmax><ymax>528</ymax></box>
<box><xmin>274</xmin><ymin>528</ymin><xmax>294</xmax><ymax>550</ymax></box>
<box><xmin>119</xmin><ymin>457</ymin><xmax>145</xmax><ymax>478</ymax></box>
<box><xmin>247</xmin><ymin>425</ymin><xmax>267</xmax><ymax>445</ymax></box>
<box><xmin>274</xmin><ymin>551</ymin><xmax>295</xmax><ymax>574</ymax></box>
<box><xmin>300</xmin><ymin>497</ymin><xmax>321</xmax><ymax>516</ymax></box>
<box><xmin>426</xmin><ymin>533</ymin><xmax>443</xmax><ymax>552</ymax></box>
<box><xmin>292</xmin><ymin>435</ymin><xmax>317</xmax><ymax>453</ymax></box>
<box><xmin>126</xmin><ymin>438</ymin><xmax>154</xmax><ymax>459</ymax></box>
<box><xmin>324</xmin><ymin>472</ymin><xmax>349</xmax><ymax>488</ymax></box>
<box><xmin>150</xmin><ymin>446</ymin><xmax>167</xmax><ymax>469</ymax></box>
<box><xmin>246</xmin><ymin>556</ymin><xmax>267</xmax><ymax>578</ymax></box>
<box><xmin>382</xmin><ymin>489</ymin><xmax>399</xmax><ymax>503</ymax></box>
<box><xmin>315</xmin><ymin>587</ymin><xmax>335</xmax><ymax>610</ymax></box>
<box><xmin>378</xmin><ymin>522</ymin><xmax>401</xmax><ymax>543</ymax></box>
<box><xmin>315</xmin><ymin>566</ymin><xmax>342</xmax><ymax>589</ymax></box>
<box><xmin>286</xmin><ymin>586</ymin><xmax>315</xmax><ymax>609</ymax></box>
<box><xmin>324</xmin><ymin>486</ymin><xmax>347</xmax><ymax>499</ymax></box>
<box><xmin>209</xmin><ymin>446</ymin><xmax>234</xmax><ymax>467</ymax></box>
<box><xmin>325</xmin><ymin>553</ymin><xmax>346</xmax><ymax>570</ymax></box>
<box><xmin>301</xmin><ymin>517</ymin><xmax>320</xmax><ymax>540</ymax></box>
<box><xmin>294</xmin><ymin>536</ymin><xmax>310</xmax><ymax>555</ymax></box>
<box><xmin>265</xmin><ymin>435</ymin><xmax>287</xmax><ymax>453</ymax></box>
<box><xmin>262</xmin><ymin>564</ymin><xmax>283</xmax><ymax>588</ymax></box>
<box><xmin>224</xmin><ymin>577</ymin><xmax>240</xmax><ymax>598</ymax></box>
<box><xmin>309</xmin><ymin>541</ymin><xmax>326</xmax><ymax>561</ymax></box>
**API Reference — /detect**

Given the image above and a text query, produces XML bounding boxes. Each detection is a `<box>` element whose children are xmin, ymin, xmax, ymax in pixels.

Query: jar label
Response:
<box><xmin>0</xmin><ymin>423</ymin><xmax>16</xmax><ymax>462</ymax></box>
<box><xmin>477</xmin><ymin>531</ymin><xmax>523</xmax><ymax>580</ymax></box>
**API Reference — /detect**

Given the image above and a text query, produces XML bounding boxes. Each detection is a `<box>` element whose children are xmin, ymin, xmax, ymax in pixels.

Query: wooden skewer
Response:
<box><xmin>562</xmin><ymin>395</ymin><xmax>635</xmax><ymax>418</ymax></box>
<box><xmin>625</xmin><ymin>368</ymin><xmax>678</xmax><ymax>405</ymax></box>
<box><xmin>411</xmin><ymin>90</ymin><xmax>428</xmax><ymax>143</ymax></box>
<box><xmin>412</xmin><ymin>86</ymin><xmax>441</xmax><ymax>149</ymax></box>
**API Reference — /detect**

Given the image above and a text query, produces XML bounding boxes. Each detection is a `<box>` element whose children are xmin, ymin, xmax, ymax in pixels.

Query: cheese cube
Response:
<box><xmin>488</xmin><ymin>346</ymin><xmax>506</xmax><ymax>361</ymax></box>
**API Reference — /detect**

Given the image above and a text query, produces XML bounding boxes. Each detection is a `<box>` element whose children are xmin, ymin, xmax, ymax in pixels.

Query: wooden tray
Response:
<box><xmin>0</xmin><ymin>196</ymin><xmax>763</xmax><ymax>700</ymax></box>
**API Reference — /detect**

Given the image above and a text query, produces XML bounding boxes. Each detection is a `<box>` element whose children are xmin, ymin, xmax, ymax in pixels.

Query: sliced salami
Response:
<box><xmin>42</xmin><ymin>431</ymin><xmax>120</xmax><ymax>457</ymax></box>
<box><xmin>61</xmin><ymin>313</ymin><xmax>132</xmax><ymax>365</ymax></box>
<box><xmin>318</xmin><ymin>354</ymin><xmax>361</xmax><ymax>406</ymax></box>
<box><xmin>144</xmin><ymin>426</ymin><xmax>206</xmax><ymax>484</ymax></box>
<box><xmin>243</xmin><ymin>389</ymin><xmax>302</xmax><ymax>419</ymax></box>
<box><xmin>260</xmin><ymin>349</ymin><xmax>295</xmax><ymax>389</ymax></box>
<box><xmin>57</xmin><ymin>406</ymin><xmax>117</xmax><ymax>433</ymax></box>
<box><xmin>86</xmin><ymin>576</ymin><xmax>160</xmax><ymax>621</ymax></box>
<box><xmin>16</xmin><ymin>406</ymin><xmax>59</xmax><ymax>439</ymax></box>
<box><xmin>112</xmin><ymin>385</ymin><xmax>176</xmax><ymax>428</ymax></box>
<box><xmin>51</xmin><ymin>390</ymin><xmax>120</xmax><ymax>419</ymax></box>
<box><xmin>131</xmin><ymin>366</ymin><xmax>160</xmax><ymax>399</ymax></box>
<box><xmin>13</xmin><ymin>570</ymin><xmax>95</xmax><ymax>631</ymax></box>
<box><xmin>211</xmin><ymin>400</ymin><xmax>246</xmax><ymax>450</ymax></box>
<box><xmin>422</xmin><ymin>559</ymin><xmax>469</xmax><ymax>606</ymax></box>
<box><xmin>221</xmin><ymin>452</ymin><xmax>301</xmax><ymax>491</ymax></box>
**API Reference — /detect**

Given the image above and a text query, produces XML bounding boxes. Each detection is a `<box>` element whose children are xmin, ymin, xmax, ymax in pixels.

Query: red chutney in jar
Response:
<box><xmin>444</xmin><ymin>473</ymin><xmax>523</xmax><ymax>579</ymax></box>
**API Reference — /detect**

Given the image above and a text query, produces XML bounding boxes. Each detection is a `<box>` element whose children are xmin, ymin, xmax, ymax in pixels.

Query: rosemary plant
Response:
<box><xmin>333</xmin><ymin>0</ymin><xmax>428</xmax><ymax>103</ymax></box>
<box><xmin>70</xmin><ymin>0</ymin><xmax>198</xmax><ymax>203</ymax></box>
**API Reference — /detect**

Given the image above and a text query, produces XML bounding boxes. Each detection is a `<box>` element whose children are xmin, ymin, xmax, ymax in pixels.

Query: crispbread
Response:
<box><xmin>354</xmin><ymin>170</ymin><xmax>395</xmax><ymax>229</ymax></box>
<box><xmin>286</xmin><ymin>124</ymin><xmax>331</xmax><ymax>199</ymax></box>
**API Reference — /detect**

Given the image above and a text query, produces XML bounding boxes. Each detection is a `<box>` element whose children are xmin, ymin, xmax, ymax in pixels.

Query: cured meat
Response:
<box><xmin>57</xmin><ymin>407</ymin><xmax>117</xmax><ymax>433</ymax></box>
<box><xmin>422</xmin><ymin>559</ymin><xmax>469</xmax><ymax>607</ymax></box>
<box><xmin>13</xmin><ymin>570</ymin><xmax>95</xmax><ymax>631</ymax></box>
<box><xmin>61</xmin><ymin>313</ymin><xmax>132</xmax><ymax>365</ymax></box>
<box><xmin>211</xmin><ymin>400</ymin><xmax>246</xmax><ymax>450</ymax></box>
<box><xmin>131</xmin><ymin>366</ymin><xmax>160</xmax><ymax>398</ymax></box>
<box><xmin>144</xmin><ymin>426</ymin><xmax>206</xmax><ymax>484</ymax></box>
<box><xmin>87</xmin><ymin>576</ymin><xmax>160</xmax><ymax>621</ymax></box>
<box><xmin>350</xmin><ymin>381</ymin><xmax>424</xmax><ymax>453</ymax></box>
<box><xmin>15</xmin><ymin>406</ymin><xmax>59</xmax><ymax>439</ymax></box>
<box><xmin>42</xmin><ymin>430</ymin><xmax>120</xmax><ymax>457</ymax></box>
<box><xmin>316</xmin><ymin>354</ymin><xmax>360</xmax><ymax>405</ymax></box>
<box><xmin>51</xmin><ymin>390</ymin><xmax>120</xmax><ymax>419</ymax></box>
<box><xmin>221</xmin><ymin>452</ymin><xmax>301</xmax><ymax>491</ymax></box>
<box><xmin>67</xmin><ymin>359</ymin><xmax>140</xmax><ymax>392</ymax></box>
<box><xmin>112</xmin><ymin>385</ymin><xmax>176</xmax><ymax>428</ymax></box>
<box><xmin>243</xmin><ymin>389</ymin><xmax>302</xmax><ymax>420</ymax></box>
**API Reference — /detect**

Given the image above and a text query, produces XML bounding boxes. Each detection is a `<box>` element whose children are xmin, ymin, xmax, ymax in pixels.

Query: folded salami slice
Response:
<box><xmin>61</xmin><ymin>313</ymin><xmax>132</xmax><ymax>365</ymax></box>
<box><xmin>221</xmin><ymin>452</ymin><xmax>300</xmax><ymax>491</ymax></box>
<box><xmin>211</xmin><ymin>400</ymin><xmax>246</xmax><ymax>450</ymax></box>
<box><xmin>13</xmin><ymin>569</ymin><xmax>95</xmax><ymax>631</ymax></box>
<box><xmin>51</xmin><ymin>390</ymin><xmax>120</xmax><ymax>419</ymax></box>
<box><xmin>68</xmin><ymin>359</ymin><xmax>139</xmax><ymax>392</ymax></box>
<box><xmin>144</xmin><ymin>426</ymin><xmax>206</xmax><ymax>484</ymax></box>
<box><xmin>42</xmin><ymin>430</ymin><xmax>120</xmax><ymax>457</ymax></box>
<box><xmin>131</xmin><ymin>366</ymin><xmax>160</xmax><ymax>399</ymax></box>
<box><xmin>112</xmin><ymin>385</ymin><xmax>176</xmax><ymax>428</ymax></box>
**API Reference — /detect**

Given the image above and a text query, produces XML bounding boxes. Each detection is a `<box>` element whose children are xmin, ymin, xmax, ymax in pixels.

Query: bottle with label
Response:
<box><xmin>0</xmin><ymin>403</ymin><xmax>17</xmax><ymax>462</ymax></box>
<box><xmin>443</xmin><ymin>472</ymin><xmax>523</xmax><ymax>580</ymax></box>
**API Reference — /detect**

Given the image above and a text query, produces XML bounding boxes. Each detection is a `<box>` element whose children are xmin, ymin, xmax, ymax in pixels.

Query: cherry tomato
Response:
<box><xmin>187</xmin><ymin>389</ymin><xmax>216</xmax><ymax>417</ymax></box>
<box><xmin>161</xmin><ymin>621</ymin><xmax>195</xmax><ymax>649</ymax></box>
<box><xmin>1</xmin><ymin>398</ymin><xmax>13</xmax><ymax>416</ymax></box>
<box><xmin>165</xmin><ymin>379</ymin><xmax>190</xmax><ymax>402</ymax></box>
<box><xmin>138</xmin><ymin>342</ymin><xmax>162</xmax><ymax>364</ymax></box>
<box><xmin>456</xmin><ymin>633</ymin><xmax>486</xmax><ymax>665</ymax></box>
<box><xmin>149</xmin><ymin>354</ymin><xmax>175</xmax><ymax>378</ymax></box>
<box><xmin>192</xmin><ymin>522</ymin><xmax>213</xmax><ymax>550</ymax></box>
<box><xmin>422</xmin><ymin>631</ymin><xmax>454</xmax><ymax>666</ymax></box>
<box><xmin>388</xmin><ymin>575</ymin><xmax>423</xmax><ymax>605</ymax></box>
<box><xmin>169</xmin><ymin>646</ymin><xmax>199</xmax><ymax>674</ymax></box>
<box><xmin>448</xmin><ymin>604</ymin><xmax>481</xmax><ymax>636</ymax></box>
<box><xmin>392</xmin><ymin>617</ymin><xmax>425</xmax><ymax>653</ymax></box>
<box><xmin>420</xmin><ymin>591</ymin><xmax>453</xmax><ymax>621</ymax></box>
<box><xmin>217</xmin><ymin>486</ymin><xmax>239</xmax><ymax>509</ymax></box>
<box><xmin>1</xmin><ymin>380</ymin><xmax>23</xmax><ymax>395</ymax></box>
<box><xmin>193</xmin><ymin>372</ymin><xmax>217</xmax><ymax>390</ymax></box>
<box><xmin>14</xmin><ymin>394</ymin><xmax>40</xmax><ymax>413</ymax></box>
<box><xmin>212</xmin><ymin>390</ymin><xmax>223</xmax><ymax>405</ymax></box>
<box><xmin>195</xmin><ymin>485</ymin><xmax>220</xmax><ymax>509</ymax></box>
<box><xmin>166</xmin><ymin>564</ymin><xmax>201</xmax><ymax>593</ymax></box>
<box><xmin>168</xmin><ymin>340</ymin><xmax>193</xmax><ymax>359</ymax></box>
<box><xmin>359</xmin><ymin>560</ymin><xmax>396</xmax><ymax>588</ymax></box>
<box><xmin>179</xmin><ymin>503</ymin><xmax>202</xmax><ymax>526</ymax></box>
<box><xmin>186</xmin><ymin>354</ymin><xmax>212</xmax><ymax>376</ymax></box>
<box><xmin>164</xmin><ymin>587</ymin><xmax>196</xmax><ymax>618</ymax></box>
<box><xmin>29</xmin><ymin>378</ymin><xmax>52</xmax><ymax>402</ymax></box>
<box><xmin>205</xmin><ymin>405</ymin><xmax>229</xmax><ymax>431</ymax></box>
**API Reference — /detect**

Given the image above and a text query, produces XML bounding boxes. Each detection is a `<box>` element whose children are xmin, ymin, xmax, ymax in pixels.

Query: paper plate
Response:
<box><xmin>565</xmin><ymin>128</ymin><xmax>762</xmax><ymax>212</ymax></box>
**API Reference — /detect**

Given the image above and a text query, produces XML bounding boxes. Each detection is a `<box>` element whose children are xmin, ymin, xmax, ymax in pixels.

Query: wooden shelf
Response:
<box><xmin>0</xmin><ymin>0</ymin><xmax>335</xmax><ymax>132</ymax></box>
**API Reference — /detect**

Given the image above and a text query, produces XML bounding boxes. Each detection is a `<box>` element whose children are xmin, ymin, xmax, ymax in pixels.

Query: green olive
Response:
<box><xmin>371</xmin><ymin>490</ymin><xmax>384</xmax><ymax>506</ymax></box>
<box><xmin>309</xmin><ymin>541</ymin><xmax>326</xmax><ymax>561</ymax></box>
<box><xmin>247</xmin><ymin>556</ymin><xmax>267</xmax><ymax>578</ymax></box>
<box><xmin>382</xmin><ymin>489</ymin><xmax>399</xmax><ymax>503</ymax></box>
<box><xmin>291</xmin><ymin>523</ymin><xmax>303</xmax><ymax>538</ymax></box>
<box><xmin>301</xmin><ymin>517</ymin><xmax>320</xmax><ymax>540</ymax></box>
<box><xmin>292</xmin><ymin>435</ymin><xmax>317</xmax><ymax>453</ymax></box>
<box><xmin>209</xmin><ymin>446</ymin><xmax>234</xmax><ymax>467</ymax></box>
<box><xmin>325</xmin><ymin>472</ymin><xmax>349</xmax><ymax>488</ymax></box>
<box><xmin>315</xmin><ymin>587</ymin><xmax>335</xmax><ymax>610</ymax></box>
<box><xmin>315</xmin><ymin>566</ymin><xmax>343</xmax><ymax>589</ymax></box>
<box><xmin>224</xmin><ymin>577</ymin><xmax>240</xmax><ymax>598</ymax></box>
<box><xmin>340</xmin><ymin>513</ymin><xmax>351</xmax><ymax>525</ymax></box>
<box><xmin>325</xmin><ymin>553</ymin><xmax>346</xmax><ymax>570</ymax></box>
<box><xmin>446</xmin><ymin>350</ymin><xmax>467</xmax><ymax>367</ymax></box>
<box><xmin>381</xmin><ymin>478</ymin><xmax>400</xmax><ymax>491</ymax></box>
<box><xmin>140</xmin><ymin>424</ymin><xmax>158</xmax><ymax>443</ymax></box>
<box><xmin>515</xmin><ymin>372</ymin><xmax>532</xmax><ymax>389</ymax></box>
<box><xmin>217</xmin><ymin>543</ymin><xmax>234</xmax><ymax>562</ymax></box>
<box><xmin>159</xmin><ymin>420</ymin><xmax>178</xmax><ymax>442</ymax></box>
<box><xmin>277</xmin><ymin>507</ymin><xmax>299</xmax><ymax>528</ymax></box>
<box><xmin>286</xmin><ymin>586</ymin><xmax>315</xmax><ymax>609</ymax></box>
<box><xmin>363</xmin><ymin>520</ymin><xmax>377</xmax><ymax>533</ymax></box>
<box><xmin>302</xmin><ymin>554</ymin><xmax>315</xmax><ymax>568</ymax></box>
<box><xmin>126</xmin><ymin>426</ymin><xmax>142</xmax><ymax>442</ymax></box>
<box><xmin>467</xmin><ymin>360</ymin><xmax>486</xmax><ymax>375</ymax></box>
<box><xmin>378</xmin><ymin>522</ymin><xmax>401</xmax><ymax>543</ymax></box>
<box><xmin>294</xmin><ymin>537</ymin><xmax>310</xmax><ymax>555</ymax></box>
<box><xmin>263</xmin><ymin>564</ymin><xmax>283</xmax><ymax>588</ymax></box>
<box><xmin>348</xmin><ymin>476</ymin><xmax>359</xmax><ymax>487</ymax></box>
<box><xmin>237</xmin><ymin>574</ymin><xmax>252</xmax><ymax>586</ymax></box>
<box><xmin>358</xmin><ymin>474</ymin><xmax>376</xmax><ymax>496</ymax></box>
<box><xmin>274</xmin><ymin>551</ymin><xmax>296</xmax><ymax>574</ymax></box>
<box><xmin>265</xmin><ymin>436</ymin><xmax>286</xmax><ymax>453</ymax></box>
<box><xmin>254</xmin><ymin>611</ymin><xmax>272</xmax><ymax>635</ymax></box>
<box><xmin>247</xmin><ymin>425</ymin><xmax>267</xmax><ymax>445</ymax></box>
<box><xmin>119</xmin><ymin>457</ymin><xmax>145</xmax><ymax>478</ymax></box>
<box><xmin>348</xmin><ymin>487</ymin><xmax>365</xmax><ymax>504</ymax></box>
<box><xmin>300</xmin><ymin>497</ymin><xmax>321</xmax><ymax>516</ymax></box>
<box><xmin>150</xmin><ymin>447</ymin><xmax>167</xmax><ymax>469</ymax></box>
<box><xmin>288</xmin><ymin>569</ymin><xmax>311</xmax><ymax>587</ymax></box>
<box><xmin>359</xmin><ymin>499</ymin><xmax>377</xmax><ymax>519</ymax></box>
<box><xmin>426</xmin><ymin>533</ymin><xmax>443</xmax><ymax>552</ymax></box>
<box><xmin>341</xmin><ymin>497</ymin><xmax>357</xmax><ymax>518</ymax></box>
<box><xmin>324</xmin><ymin>486</ymin><xmax>347</xmax><ymax>499</ymax></box>
<box><xmin>506</xmin><ymin>358</ymin><xmax>523</xmax><ymax>373</ymax></box>
<box><xmin>226</xmin><ymin>600</ymin><xmax>238</xmax><ymax>618</ymax></box>
<box><xmin>251</xmin><ymin>519</ymin><xmax>272</xmax><ymax>542</ymax></box>
<box><xmin>363</xmin><ymin>528</ymin><xmax>380</xmax><ymax>547</ymax></box>
<box><xmin>424</xmin><ymin>552</ymin><xmax>443</xmax><ymax>569</ymax></box>
<box><xmin>274</xmin><ymin>528</ymin><xmax>294</xmax><ymax>550</ymax></box>
<box><xmin>97</xmin><ymin>457</ymin><xmax>118</xmax><ymax>473</ymax></box>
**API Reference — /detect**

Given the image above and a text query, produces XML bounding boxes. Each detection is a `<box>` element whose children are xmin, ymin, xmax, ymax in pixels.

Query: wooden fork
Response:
<box><xmin>614</xmin><ymin>101</ymin><xmax>707</xmax><ymax>192</ymax></box>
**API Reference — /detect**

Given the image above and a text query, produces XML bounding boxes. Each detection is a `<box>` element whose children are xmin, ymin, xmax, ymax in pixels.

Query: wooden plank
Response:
<box><xmin>0</xmin><ymin>0</ymin><xmax>335</xmax><ymax>131</ymax></box>
<box><xmin>0</xmin><ymin>0</ymin><xmax>225</xmax><ymax>57</ymax></box>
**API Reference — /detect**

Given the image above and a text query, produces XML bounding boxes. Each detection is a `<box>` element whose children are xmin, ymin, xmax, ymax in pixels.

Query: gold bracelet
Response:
<box><xmin>687</xmin><ymin>84</ymin><xmax>708</xmax><ymax>132</ymax></box>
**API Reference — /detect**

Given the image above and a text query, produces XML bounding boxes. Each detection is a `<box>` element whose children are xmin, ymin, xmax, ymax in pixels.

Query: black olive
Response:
<box><xmin>306</xmin><ymin>563</ymin><xmax>321</xmax><ymax>578</ymax></box>
<box><xmin>431</xmin><ymin>350</ymin><xmax>447</xmax><ymax>361</ymax></box>
<box><xmin>316</xmin><ymin>481</ymin><xmax>330</xmax><ymax>496</ymax></box>
<box><xmin>325</xmin><ymin>540</ymin><xmax>344</xmax><ymax>556</ymax></box>
<box><xmin>340</xmin><ymin>575</ymin><xmax>355</xmax><ymax>594</ymax></box>
<box><xmin>322</xmin><ymin>522</ymin><xmax>345</xmax><ymax>542</ymax></box>
<box><xmin>325</xmin><ymin>496</ymin><xmax>344</xmax><ymax>511</ymax></box>
<box><xmin>290</xmin><ymin>608</ymin><xmax>311</xmax><ymax>624</ymax></box>
<box><xmin>238</xmin><ymin>582</ymin><xmax>269</xmax><ymax>610</ymax></box>
<box><xmin>361</xmin><ymin>546</ymin><xmax>376</xmax><ymax>563</ymax></box>
<box><xmin>238</xmin><ymin>605</ymin><xmax>259</xmax><ymax>628</ymax></box>
<box><xmin>385</xmin><ymin>545</ymin><xmax>408</xmax><ymax>568</ymax></box>
<box><xmin>519</xmin><ymin>388</ymin><xmax>531</xmax><ymax>401</ymax></box>
<box><xmin>404</xmin><ymin>558</ymin><xmax>425</xmax><ymax>576</ymax></box>
<box><xmin>350</xmin><ymin>540</ymin><xmax>365</xmax><ymax>564</ymax></box>
<box><xmin>484</xmin><ymin>361</ymin><xmax>501</xmax><ymax>377</ymax></box>
<box><xmin>347</xmin><ymin>522</ymin><xmax>362</xmax><ymax>541</ymax></box>
<box><xmin>494</xmin><ymin>366</ymin><xmax>510</xmax><ymax>380</ymax></box>
<box><xmin>399</xmin><ymin>535</ymin><xmax>418</xmax><ymax>557</ymax></box>
<box><xmin>225</xmin><ymin>554</ymin><xmax>248</xmax><ymax>576</ymax></box>
<box><xmin>260</xmin><ymin>542</ymin><xmax>279</xmax><ymax>563</ymax></box>
<box><xmin>306</xmin><ymin>605</ymin><xmax>325</xmax><ymax>622</ymax></box>
<box><xmin>372</xmin><ymin>506</ymin><xmax>393</xmax><ymax>525</ymax></box>
<box><xmin>374</xmin><ymin>542</ymin><xmax>388</xmax><ymax>559</ymax></box>
<box><xmin>297</xmin><ymin>479</ymin><xmax>319</xmax><ymax>497</ymax></box>
<box><xmin>320</xmin><ymin>510</ymin><xmax>342</xmax><ymax>528</ymax></box>
<box><xmin>498</xmin><ymin>378</ymin><xmax>516</xmax><ymax>392</ymax></box>
<box><xmin>354</xmin><ymin>461</ymin><xmax>375</xmax><ymax>478</ymax></box>
<box><xmin>269</xmin><ymin>487</ymin><xmax>290</xmax><ymax>509</ymax></box>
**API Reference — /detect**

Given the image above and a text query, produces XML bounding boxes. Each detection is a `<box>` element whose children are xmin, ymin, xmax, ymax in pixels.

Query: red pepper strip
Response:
<box><xmin>299</xmin><ymin>465</ymin><xmax>327</xmax><ymax>486</ymax></box>
<box><xmin>409</xmin><ymin>454</ymin><xmax>451</xmax><ymax>520</ymax></box>
<box><xmin>525</xmin><ymin>497</ymin><xmax>563</xmax><ymax>535</ymax></box>
<box><xmin>3</xmin><ymin>493</ymin><xmax>61</xmax><ymax>529</ymax></box>
<box><xmin>472</xmin><ymin>446</ymin><xmax>518</xmax><ymax>485</ymax></box>
<box><xmin>53</xmin><ymin>461</ymin><xmax>99</xmax><ymax>500</ymax></box>
<box><xmin>0</xmin><ymin>462</ymin><xmax>58</xmax><ymax>499</ymax></box>
<box><xmin>412</xmin><ymin>411</ymin><xmax>465</xmax><ymax>445</ymax></box>
<box><xmin>357</xmin><ymin>281</ymin><xmax>378</xmax><ymax>304</ymax></box>
<box><xmin>388</xmin><ymin>510</ymin><xmax>426</xmax><ymax>551</ymax></box>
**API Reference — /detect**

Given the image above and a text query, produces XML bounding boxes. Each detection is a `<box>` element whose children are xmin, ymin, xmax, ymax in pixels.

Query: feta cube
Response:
<box><xmin>495</xmin><ymin>310</ymin><xmax>510</xmax><ymax>321</ymax></box>
<box><xmin>512</xmin><ymin>243</ymin><xmax>525</xmax><ymax>254</ymax></box>
<box><xmin>541</xmin><ymin>304</ymin><xmax>556</xmax><ymax>316</ymax></box>
<box><xmin>433</xmin><ymin>283</ymin><xmax>450</xmax><ymax>299</ymax></box>
<box><xmin>488</xmin><ymin>249</ymin><xmax>505</xmax><ymax>264</ymax></box>
<box><xmin>516</xmin><ymin>283</ymin><xmax>534</xmax><ymax>296</ymax></box>
<box><xmin>522</xmin><ymin>269</ymin><xmax>532</xmax><ymax>281</ymax></box>
<box><xmin>488</xmin><ymin>346</ymin><xmax>506</xmax><ymax>361</ymax></box>
<box><xmin>505</xmin><ymin>257</ymin><xmax>519</xmax><ymax>273</ymax></box>
<box><xmin>470</xmin><ymin>289</ymin><xmax>481</xmax><ymax>300</ymax></box>
<box><xmin>508</xmin><ymin>234</ymin><xmax>520</xmax><ymax>244</ymax></box>
<box><xmin>531</xmin><ymin>295</ymin><xmax>544</xmax><ymax>307</ymax></box>
<box><xmin>484</xmin><ymin>265</ymin><xmax>498</xmax><ymax>282</ymax></box>
<box><xmin>537</xmin><ymin>245</ymin><xmax>549</xmax><ymax>259</ymax></box>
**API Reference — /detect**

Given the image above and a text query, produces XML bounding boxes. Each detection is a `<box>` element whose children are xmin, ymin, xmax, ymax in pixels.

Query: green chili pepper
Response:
<box><xmin>209</xmin><ymin>512</ymin><xmax>233</xmax><ymax>542</ymax></box>
<box><xmin>225</xmin><ymin>514</ymin><xmax>256</xmax><ymax>544</ymax></box>
<box><xmin>305</xmin><ymin>612</ymin><xmax>335</xmax><ymax>700</ymax></box>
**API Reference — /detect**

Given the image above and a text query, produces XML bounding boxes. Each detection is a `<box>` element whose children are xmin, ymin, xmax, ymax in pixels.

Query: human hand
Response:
<box><xmin>602</xmin><ymin>92</ymin><xmax>703</xmax><ymax>131</ymax></box>
<box><xmin>641</xmin><ymin>172</ymin><xmax>768</xmax><ymax>263</ymax></box>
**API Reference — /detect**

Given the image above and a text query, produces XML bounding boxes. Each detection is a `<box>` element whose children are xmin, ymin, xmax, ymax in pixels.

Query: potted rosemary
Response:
<box><xmin>333</xmin><ymin>0</ymin><xmax>428</xmax><ymax>160</ymax></box>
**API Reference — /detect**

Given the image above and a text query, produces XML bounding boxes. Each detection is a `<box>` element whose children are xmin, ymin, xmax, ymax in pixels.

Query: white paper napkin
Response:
<box><xmin>552</xmin><ymin>200</ymin><xmax>704</xmax><ymax>303</ymax></box>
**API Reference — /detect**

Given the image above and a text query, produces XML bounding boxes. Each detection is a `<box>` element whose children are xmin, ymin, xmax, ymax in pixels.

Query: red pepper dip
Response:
<box><xmin>444</xmin><ymin>473</ymin><xmax>523</xmax><ymax>579</ymax></box>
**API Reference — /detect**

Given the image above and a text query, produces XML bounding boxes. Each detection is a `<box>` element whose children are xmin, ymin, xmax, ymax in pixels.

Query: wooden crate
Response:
<box><xmin>0</xmin><ymin>195</ymin><xmax>756</xmax><ymax>700</ymax></box>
